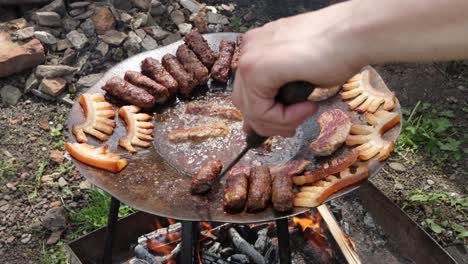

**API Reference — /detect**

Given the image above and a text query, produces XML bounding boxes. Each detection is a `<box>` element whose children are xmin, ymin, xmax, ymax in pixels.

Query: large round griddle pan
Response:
<box><xmin>67</xmin><ymin>33</ymin><xmax>401</xmax><ymax>223</ymax></box>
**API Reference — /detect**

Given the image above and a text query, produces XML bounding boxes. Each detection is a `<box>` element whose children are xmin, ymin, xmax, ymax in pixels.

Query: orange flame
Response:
<box><xmin>292</xmin><ymin>212</ymin><xmax>322</xmax><ymax>232</ymax></box>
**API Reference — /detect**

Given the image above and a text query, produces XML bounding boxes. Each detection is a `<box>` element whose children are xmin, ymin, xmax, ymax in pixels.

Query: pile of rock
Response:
<box><xmin>0</xmin><ymin>0</ymin><xmax>233</xmax><ymax>107</ymax></box>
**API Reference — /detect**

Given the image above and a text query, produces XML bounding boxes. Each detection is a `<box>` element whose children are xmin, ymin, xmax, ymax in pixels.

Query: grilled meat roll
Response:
<box><xmin>102</xmin><ymin>77</ymin><xmax>155</xmax><ymax>108</ymax></box>
<box><xmin>190</xmin><ymin>160</ymin><xmax>223</xmax><ymax>194</ymax></box>
<box><xmin>272</xmin><ymin>173</ymin><xmax>294</xmax><ymax>212</ymax></box>
<box><xmin>162</xmin><ymin>54</ymin><xmax>197</xmax><ymax>97</ymax></box>
<box><xmin>184</xmin><ymin>31</ymin><xmax>217</xmax><ymax>68</ymax></box>
<box><xmin>223</xmin><ymin>172</ymin><xmax>249</xmax><ymax>211</ymax></box>
<box><xmin>246</xmin><ymin>166</ymin><xmax>272</xmax><ymax>212</ymax></box>
<box><xmin>176</xmin><ymin>44</ymin><xmax>209</xmax><ymax>86</ymax></box>
<box><xmin>211</xmin><ymin>40</ymin><xmax>235</xmax><ymax>82</ymax></box>
<box><xmin>141</xmin><ymin>57</ymin><xmax>179</xmax><ymax>95</ymax></box>
<box><xmin>231</xmin><ymin>35</ymin><xmax>242</xmax><ymax>71</ymax></box>
<box><xmin>124</xmin><ymin>71</ymin><xmax>169</xmax><ymax>104</ymax></box>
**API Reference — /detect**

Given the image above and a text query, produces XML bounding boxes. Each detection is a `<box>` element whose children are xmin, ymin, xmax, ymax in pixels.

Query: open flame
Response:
<box><xmin>146</xmin><ymin>218</ymin><xmax>181</xmax><ymax>264</ymax></box>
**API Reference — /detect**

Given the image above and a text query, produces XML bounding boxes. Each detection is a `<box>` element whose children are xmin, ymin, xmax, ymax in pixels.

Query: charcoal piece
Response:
<box><xmin>134</xmin><ymin>245</ymin><xmax>162</xmax><ymax>264</ymax></box>
<box><xmin>229</xmin><ymin>228</ymin><xmax>266</xmax><ymax>264</ymax></box>
<box><xmin>264</xmin><ymin>243</ymin><xmax>278</xmax><ymax>264</ymax></box>
<box><xmin>208</xmin><ymin>241</ymin><xmax>221</xmax><ymax>254</ymax></box>
<box><xmin>230</xmin><ymin>254</ymin><xmax>250</xmax><ymax>264</ymax></box>
<box><xmin>254</xmin><ymin>228</ymin><xmax>268</xmax><ymax>254</ymax></box>
<box><xmin>219</xmin><ymin>247</ymin><xmax>234</xmax><ymax>257</ymax></box>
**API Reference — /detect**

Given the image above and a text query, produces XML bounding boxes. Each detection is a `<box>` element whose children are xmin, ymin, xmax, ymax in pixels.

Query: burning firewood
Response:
<box><xmin>340</xmin><ymin>67</ymin><xmax>396</xmax><ymax>113</ymax></box>
<box><xmin>294</xmin><ymin>165</ymin><xmax>369</xmax><ymax>208</ymax></box>
<box><xmin>64</xmin><ymin>142</ymin><xmax>128</xmax><ymax>173</ymax></box>
<box><xmin>118</xmin><ymin>105</ymin><xmax>154</xmax><ymax>153</ymax></box>
<box><xmin>229</xmin><ymin>227</ymin><xmax>266</xmax><ymax>264</ymax></box>
<box><xmin>134</xmin><ymin>244</ymin><xmax>162</xmax><ymax>264</ymax></box>
<box><xmin>346</xmin><ymin>110</ymin><xmax>400</xmax><ymax>161</ymax></box>
<box><xmin>72</xmin><ymin>93</ymin><xmax>116</xmax><ymax>143</ymax></box>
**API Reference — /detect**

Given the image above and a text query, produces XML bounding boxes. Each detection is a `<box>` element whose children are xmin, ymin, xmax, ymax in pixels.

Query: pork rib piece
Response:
<box><xmin>191</xmin><ymin>160</ymin><xmax>222</xmax><ymax>194</ymax></box>
<box><xmin>310</xmin><ymin>109</ymin><xmax>351</xmax><ymax>156</ymax></box>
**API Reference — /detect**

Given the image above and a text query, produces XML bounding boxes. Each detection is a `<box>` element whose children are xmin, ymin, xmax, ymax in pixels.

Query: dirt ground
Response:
<box><xmin>0</xmin><ymin>0</ymin><xmax>467</xmax><ymax>263</ymax></box>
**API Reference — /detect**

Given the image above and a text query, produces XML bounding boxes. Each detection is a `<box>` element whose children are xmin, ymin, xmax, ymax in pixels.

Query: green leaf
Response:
<box><xmin>438</xmin><ymin>138</ymin><xmax>461</xmax><ymax>151</ymax></box>
<box><xmin>409</xmin><ymin>194</ymin><xmax>430</xmax><ymax>202</ymax></box>
<box><xmin>452</xmin><ymin>223</ymin><xmax>466</xmax><ymax>233</ymax></box>
<box><xmin>456</xmin><ymin>231</ymin><xmax>468</xmax><ymax>239</ymax></box>
<box><xmin>432</xmin><ymin>118</ymin><xmax>451</xmax><ymax>134</ymax></box>
<box><xmin>438</xmin><ymin>110</ymin><xmax>455</xmax><ymax>118</ymax></box>
<box><xmin>425</xmin><ymin>219</ymin><xmax>445</xmax><ymax>234</ymax></box>
<box><xmin>441</xmin><ymin>220</ymin><xmax>448</xmax><ymax>227</ymax></box>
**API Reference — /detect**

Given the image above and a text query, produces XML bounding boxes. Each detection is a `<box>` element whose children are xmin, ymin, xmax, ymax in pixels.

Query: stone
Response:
<box><xmin>243</xmin><ymin>11</ymin><xmax>256</xmax><ymax>22</ymax></box>
<box><xmin>111</xmin><ymin>47</ymin><xmax>125</xmax><ymax>61</ymax></box>
<box><xmin>77</xmin><ymin>73</ymin><xmax>104</xmax><ymax>89</ymax></box>
<box><xmin>35</xmin><ymin>12</ymin><xmax>61</xmax><ymax>27</ymax></box>
<box><xmin>207</xmin><ymin>24</ymin><xmax>223</xmax><ymax>33</ymax></box>
<box><xmin>37</xmin><ymin>0</ymin><xmax>66</xmax><ymax>17</ymax></box>
<box><xmin>41</xmin><ymin>175</ymin><xmax>54</xmax><ymax>184</ymax></box>
<box><xmin>150</xmin><ymin>0</ymin><xmax>166</xmax><ymax>16</ymax></box>
<box><xmin>193</xmin><ymin>11</ymin><xmax>207</xmax><ymax>33</ymax></box>
<box><xmin>39</xmin><ymin>78</ymin><xmax>67</xmax><ymax>96</ymax></box>
<box><xmin>63</xmin><ymin>16</ymin><xmax>80</xmax><ymax>32</ymax></box>
<box><xmin>0</xmin><ymin>201</ymin><xmax>10</xmax><ymax>212</ymax></box>
<box><xmin>134</xmin><ymin>28</ymin><xmax>147</xmax><ymax>39</ymax></box>
<box><xmin>79</xmin><ymin>180</ymin><xmax>92</xmax><ymax>190</ymax></box>
<box><xmin>56</xmin><ymin>39</ymin><xmax>71</xmax><ymax>51</ymax></box>
<box><xmin>13</xmin><ymin>27</ymin><xmax>34</xmax><ymax>40</ymax></box>
<box><xmin>141</xmin><ymin>35</ymin><xmax>158</xmax><ymax>51</ymax></box>
<box><xmin>123</xmin><ymin>31</ymin><xmax>142</xmax><ymax>56</ymax></box>
<box><xmin>42</xmin><ymin>207</ymin><xmax>66</xmax><ymax>231</ymax></box>
<box><xmin>69</xmin><ymin>8</ymin><xmax>86</xmax><ymax>17</ymax></box>
<box><xmin>33</xmin><ymin>31</ymin><xmax>57</xmax><ymax>45</ymax></box>
<box><xmin>46</xmin><ymin>230</ymin><xmax>63</xmax><ymax>245</ymax></box>
<box><xmin>206</xmin><ymin>12</ymin><xmax>229</xmax><ymax>25</ymax></box>
<box><xmin>427</xmin><ymin>179</ymin><xmax>435</xmax><ymax>185</ymax></box>
<box><xmin>131</xmin><ymin>13</ymin><xmax>148</xmax><ymax>29</ymax></box>
<box><xmin>130</xmin><ymin>0</ymin><xmax>151</xmax><ymax>11</ymax></box>
<box><xmin>1</xmin><ymin>85</ymin><xmax>22</xmax><ymax>106</ymax></box>
<box><xmin>113</xmin><ymin>0</ymin><xmax>133</xmax><ymax>10</ymax></box>
<box><xmin>66</xmin><ymin>30</ymin><xmax>88</xmax><ymax>49</ymax></box>
<box><xmin>20</xmin><ymin>234</ymin><xmax>32</xmax><ymax>244</ymax></box>
<box><xmin>180</xmin><ymin>0</ymin><xmax>201</xmax><ymax>13</ymax></box>
<box><xmin>120</xmin><ymin>12</ymin><xmax>133</xmax><ymax>24</ymax></box>
<box><xmin>6</xmin><ymin>236</ymin><xmax>15</xmax><ymax>244</ymax></box>
<box><xmin>0</xmin><ymin>33</ymin><xmax>45</xmax><ymax>78</ymax></box>
<box><xmin>220</xmin><ymin>3</ymin><xmax>235</xmax><ymax>12</ymax></box>
<box><xmin>92</xmin><ymin>7</ymin><xmax>115</xmax><ymax>34</ymax></box>
<box><xmin>69</xmin><ymin>1</ymin><xmax>90</xmax><ymax>9</ymax></box>
<box><xmin>96</xmin><ymin>41</ymin><xmax>109</xmax><ymax>56</ymax></box>
<box><xmin>170</xmin><ymin>10</ymin><xmax>185</xmax><ymax>25</ymax></box>
<box><xmin>74</xmin><ymin>10</ymin><xmax>94</xmax><ymax>20</ymax></box>
<box><xmin>61</xmin><ymin>48</ymin><xmax>77</xmax><ymax>65</ymax></box>
<box><xmin>144</xmin><ymin>26</ymin><xmax>170</xmax><ymax>40</ymax></box>
<box><xmin>58</xmin><ymin>177</ymin><xmax>68</xmax><ymax>187</ymax></box>
<box><xmin>3</xmin><ymin>18</ymin><xmax>27</xmax><ymax>30</ymax></box>
<box><xmin>162</xmin><ymin>32</ymin><xmax>181</xmax><ymax>46</ymax></box>
<box><xmin>35</xmin><ymin>65</ymin><xmax>77</xmax><ymax>78</ymax></box>
<box><xmin>394</xmin><ymin>182</ymin><xmax>404</xmax><ymax>190</ymax></box>
<box><xmin>25</xmin><ymin>73</ymin><xmax>39</xmax><ymax>93</ymax></box>
<box><xmin>99</xmin><ymin>30</ymin><xmax>127</xmax><ymax>45</ymax></box>
<box><xmin>49</xmin><ymin>150</ymin><xmax>65</xmax><ymax>164</ymax></box>
<box><xmin>178</xmin><ymin>23</ymin><xmax>192</xmax><ymax>34</ymax></box>
<box><xmin>389</xmin><ymin>162</ymin><xmax>406</xmax><ymax>172</ymax></box>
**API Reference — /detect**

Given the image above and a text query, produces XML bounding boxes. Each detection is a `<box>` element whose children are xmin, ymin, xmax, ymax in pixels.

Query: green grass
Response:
<box><xmin>230</xmin><ymin>16</ymin><xmax>242</xmax><ymax>32</ymax></box>
<box><xmin>40</xmin><ymin>241</ymin><xmax>67</xmax><ymax>264</ymax></box>
<box><xmin>404</xmin><ymin>190</ymin><xmax>468</xmax><ymax>240</ymax></box>
<box><xmin>70</xmin><ymin>189</ymin><xmax>135</xmax><ymax>238</ymax></box>
<box><xmin>395</xmin><ymin>101</ymin><xmax>464</xmax><ymax>165</ymax></box>
<box><xmin>0</xmin><ymin>160</ymin><xmax>17</xmax><ymax>182</ymax></box>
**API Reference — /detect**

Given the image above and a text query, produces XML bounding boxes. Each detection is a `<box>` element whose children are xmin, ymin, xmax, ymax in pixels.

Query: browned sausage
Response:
<box><xmin>162</xmin><ymin>54</ymin><xmax>197</xmax><ymax>97</ymax></box>
<box><xmin>272</xmin><ymin>173</ymin><xmax>294</xmax><ymax>212</ymax></box>
<box><xmin>223</xmin><ymin>172</ymin><xmax>249</xmax><ymax>211</ymax></box>
<box><xmin>246</xmin><ymin>166</ymin><xmax>272</xmax><ymax>212</ymax></box>
<box><xmin>124</xmin><ymin>71</ymin><xmax>169</xmax><ymax>104</ymax></box>
<box><xmin>141</xmin><ymin>57</ymin><xmax>179</xmax><ymax>95</ymax></box>
<box><xmin>211</xmin><ymin>40</ymin><xmax>235</xmax><ymax>82</ymax></box>
<box><xmin>190</xmin><ymin>160</ymin><xmax>223</xmax><ymax>194</ymax></box>
<box><xmin>231</xmin><ymin>35</ymin><xmax>242</xmax><ymax>72</ymax></box>
<box><xmin>184</xmin><ymin>31</ymin><xmax>217</xmax><ymax>68</ymax></box>
<box><xmin>176</xmin><ymin>44</ymin><xmax>209</xmax><ymax>86</ymax></box>
<box><xmin>102</xmin><ymin>77</ymin><xmax>155</xmax><ymax>108</ymax></box>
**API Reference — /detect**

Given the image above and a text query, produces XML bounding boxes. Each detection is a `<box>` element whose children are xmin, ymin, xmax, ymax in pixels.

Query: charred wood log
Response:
<box><xmin>254</xmin><ymin>228</ymin><xmax>269</xmax><ymax>254</ymax></box>
<box><xmin>229</xmin><ymin>228</ymin><xmax>266</xmax><ymax>264</ymax></box>
<box><xmin>134</xmin><ymin>245</ymin><xmax>162</xmax><ymax>264</ymax></box>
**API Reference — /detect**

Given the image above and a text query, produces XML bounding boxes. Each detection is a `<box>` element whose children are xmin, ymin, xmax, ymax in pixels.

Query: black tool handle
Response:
<box><xmin>246</xmin><ymin>81</ymin><xmax>316</xmax><ymax>148</ymax></box>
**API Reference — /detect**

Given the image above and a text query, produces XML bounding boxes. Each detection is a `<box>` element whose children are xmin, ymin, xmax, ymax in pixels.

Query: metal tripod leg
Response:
<box><xmin>180</xmin><ymin>221</ymin><xmax>199</xmax><ymax>264</ymax></box>
<box><xmin>276</xmin><ymin>218</ymin><xmax>291</xmax><ymax>264</ymax></box>
<box><xmin>103</xmin><ymin>196</ymin><xmax>120</xmax><ymax>264</ymax></box>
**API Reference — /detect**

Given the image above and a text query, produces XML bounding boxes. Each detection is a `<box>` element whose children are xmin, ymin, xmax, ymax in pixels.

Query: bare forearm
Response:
<box><xmin>343</xmin><ymin>0</ymin><xmax>468</xmax><ymax>64</ymax></box>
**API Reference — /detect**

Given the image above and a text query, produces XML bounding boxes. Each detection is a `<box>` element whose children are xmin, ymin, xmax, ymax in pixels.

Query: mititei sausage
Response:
<box><xmin>272</xmin><ymin>173</ymin><xmax>294</xmax><ymax>212</ymax></box>
<box><xmin>190</xmin><ymin>160</ymin><xmax>223</xmax><ymax>194</ymax></box>
<box><xmin>246</xmin><ymin>166</ymin><xmax>272</xmax><ymax>212</ymax></box>
<box><xmin>102</xmin><ymin>77</ymin><xmax>155</xmax><ymax>108</ymax></box>
<box><xmin>162</xmin><ymin>54</ymin><xmax>197</xmax><ymax>97</ymax></box>
<box><xmin>141</xmin><ymin>57</ymin><xmax>179</xmax><ymax>95</ymax></box>
<box><xmin>184</xmin><ymin>31</ymin><xmax>217</xmax><ymax>68</ymax></box>
<box><xmin>223</xmin><ymin>172</ymin><xmax>249</xmax><ymax>211</ymax></box>
<box><xmin>211</xmin><ymin>40</ymin><xmax>235</xmax><ymax>83</ymax></box>
<box><xmin>124</xmin><ymin>71</ymin><xmax>169</xmax><ymax>104</ymax></box>
<box><xmin>176</xmin><ymin>44</ymin><xmax>209</xmax><ymax>86</ymax></box>
<box><xmin>230</xmin><ymin>35</ymin><xmax>242</xmax><ymax>71</ymax></box>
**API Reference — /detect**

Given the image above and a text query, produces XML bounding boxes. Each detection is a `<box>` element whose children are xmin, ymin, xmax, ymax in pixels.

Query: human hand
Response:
<box><xmin>232</xmin><ymin>1</ymin><xmax>366</xmax><ymax>137</ymax></box>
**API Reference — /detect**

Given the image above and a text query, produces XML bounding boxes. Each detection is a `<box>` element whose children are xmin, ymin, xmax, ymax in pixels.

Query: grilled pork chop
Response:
<box><xmin>310</xmin><ymin>109</ymin><xmax>351</xmax><ymax>156</ymax></box>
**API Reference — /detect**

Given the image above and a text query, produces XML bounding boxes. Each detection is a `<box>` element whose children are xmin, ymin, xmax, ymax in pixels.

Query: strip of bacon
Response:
<box><xmin>65</xmin><ymin>142</ymin><xmax>128</xmax><ymax>173</ymax></box>
<box><xmin>341</xmin><ymin>67</ymin><xmax>396</xmax><ymax>113</ymax></box>
<box><xmin>168</xmin><ymin>123</ymin><xmax>229</xmax><ymax>143</ymax></box>
<box><xmin>185</xmin><ymin>103</ymin><xmax>242</xmax><ymax>121</ymax></box>
<box><xmin>346</xmin><ymin>110</ymin><xmax>400</xmax><ymax>161</ymax></box>
<box><xmin>294</xmin><ymin>165</ymin><xmax>368</xmax><ymax>208</ymax></box>
<box><xmin>269</xmin><ymin>160</ymin><xmax>311</xmax><ymax>180</ymax></box>
<box><xmin>293</xmin><ymin>148</ymin><xmax>359</xmax><ymax>185</ymax></box>
<box><xmin>310</xmin><ymin>109</ymin><xmax>351</xmax><ymax>156</ymax></box>
<box><xmin>72</xmin><ymin>93</ymin><xmax>116</xmax><ymax>143</ymax></box>
<box><xmin>118</xmin><ymin>105</ymin><xmax>154</xmax><ymax>153</ymax></box>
